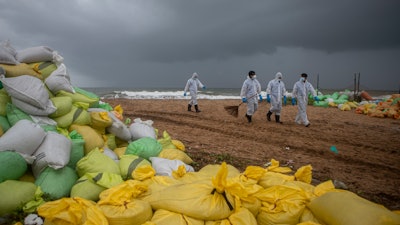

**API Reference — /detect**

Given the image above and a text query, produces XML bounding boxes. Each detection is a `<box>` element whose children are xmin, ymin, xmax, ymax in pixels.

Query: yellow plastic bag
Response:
<box><xmin>308</xmin><ymin>190</ymin><xmax>400</xmax><ymax>225</ymax></box>
<box><xmin>38</xmin><ymin>197</ymin><xmax>108</xmax><ymax>225</ymax></box>
<box><xmin>97</xmin><ymin>180</ymin><xmax>152</xmax><ymax>225</ymax></box>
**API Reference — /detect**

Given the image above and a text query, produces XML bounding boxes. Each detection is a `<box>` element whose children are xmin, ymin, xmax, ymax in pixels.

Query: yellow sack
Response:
<box><xmin>225</xmin><ymin>207</ymin><xmax>257</xmax><ymax>225</ymax></box>
<box><xmin>295</xmin><ymin>164</ymin><xmax>313</xmax><ymax>183</ymax></box>
<box><xmin>49</xmin><ymin>96</ymin><xmax>72</xmax><ymax>118</ymax></box>
<box><xmin>0</xmin><ymin>63</ymin><xmax>42</xmax><ymax>80</ymax></box>
<box><xmin>255</xmin><ymin>184</ymin><xmax>309</xmax><ymax>225</ymax></box>
<box><xmin>313</xmin><ymin>180</ymin><xmax>336</xmax><ymax>197</ymax></box>
<box><xmin>143</xmin><ymin>163</ymin><xmax>236</xmax><ymax>221</ymax></box>
<box><xmin>90</xmin><ymin>111</ymin><xmax>112</xmax><ymax>134</ymax></box>
<box><xmin>119</xmin><ymin>154</ymin><xmax>152</xmax><ymax>180</ymax></box>
<box><xmin>76</xmin><ymin>148</ymin><xmax>120</xmax><ymax>177</ymax></box>
<box><xmin>340</xmin><ymin>103</ymin><xmax>351</xmax><ymax>111</ymax></box>
<box><xmin>171</xmin><ymin>139</ymin><xmax>185</xmax><ymax>151</ymax></box>
<box><xmin>37</xmin><ymin>197</ymin><xmax>108</xmax><ymax>225</ymax></box>
<box><xmin>258</xmin><ymin>171</ymin><xmax>295</xmax><ymax>188</ymax></box>
<box><xmin>158</xmin><ymin>148</ymin><xmax>194</xmax><ymax>164</ymax></box>
<box><xmin>69</xmin><ymin>124</ymin><xmax>104</xmax><ymax>155</ymax></box>
<box><xmin>54</xmin><ymin>105</ymin><xmax>91</xmax><ymax>128</ymax></box>
<box><xmin>97</xmin><ymin>180</ymin><xmax>152</xmax><ymax>225</ymax></box>
<box><xmin>308</xmin><ymin>190</ymin><xmax>400</xmax><ymax>225</ymax></box>
<box><xmin>157</xmin><ymin>130</ymin><xmax>177</xmax><ymax>149</ymax></box>
<box><xmin>151</xmin><ymin>209</ymin><xmax>204</xmax><ymax>225</ymax></box>
<box><xmin>29</xmin><ymin>61</ymin><xmax>57</xmax><ymax>79</ymax></box>
<box><xmin>266</xmin><ymin>159</ymin><xmax>293</xmax><ymax>173</ymax></box>
<box><xmin>113</xmin><ymin>146</ymin><xmax>126</xmax><ymax>157</ymax></box>
<box><xmin>132</xmin><ymin>164</ymin><xmax>156</xmax><ymax>181</ymax></box>
<box><xmin>0</xmin><ymin>89</ymin><xmax>11</xmax><ymax>116</ymax></box>
<box><xmin>57</xmin><ymin>89</ymin><xmax>99</xmax><ymax>108</ymax></box>
<box><xmin>240</xmin><ymin>165</ymin><xmax>266</xmax><ymax>182</ymax></box>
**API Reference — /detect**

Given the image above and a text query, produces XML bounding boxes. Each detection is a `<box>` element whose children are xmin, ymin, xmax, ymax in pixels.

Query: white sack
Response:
<box><xmin>150</xmin><ymin>157</ymin><xmax>194</xmax><ymax>177</ymax></box>
<box><xmin>0</xmin><ymin>119</ymin><xmax>46</xmax><ymax>163</ymax></box>
<box><xmin>12</xmin><ymin>97</ymin><xmax>56</xmax><ymax>116</ymax></box>
<box><xmin>30</xmin><ymin>115</ymin><xmax>58</xmax><ymax>126</ymax></box>
<box><xmin>16</xmin><ymin>46</ymin><xmax>53</xmax><ymax>63</ymax></box>
<box><xmin>0</xmin><ymin>41</ymin><xmax>18</xmax><ymax>65</ymax></box>
<box><xmin>106</xmin><ymin>111</ymin><xmax>132</xmax><ymax>142</ymax></box>
<box><xmin>129</xmin><ymin>118</ymin><xmax>157</xmax><ymax>141</ymax></box>
<box><xmin>45</xmin><ymin>63</ymin><xmax>75</xmax><ymax>95</ymax></box>
<box><xmin>0</xmin><ymin>75</ymin><xmax>51</xmax><ymax>109</ymax></box>
<box><xmin>32</xmin><ymin>131</ymin><xmax>72</xmax><ymax>177</ymax></box>
<box><xmin>103</xmin><ymin>147</ymin><xmax>119</xmax><ymax>162</ymax></box>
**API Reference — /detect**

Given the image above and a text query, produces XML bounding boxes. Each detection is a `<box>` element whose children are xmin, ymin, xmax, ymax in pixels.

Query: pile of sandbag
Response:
<box><xmin>312</xmin><ymin>90</ymin><xmax>362</xmax><ymax>111</ymax></box>
<box><xmin>1</xmin><ymin>41</ymin><xmax>399</xmax><ymax>225</ymax></box>
<box><xmin>355</xmin><ymin>94</ymin><xmax>400</xmax><ymax>119</ymax></box>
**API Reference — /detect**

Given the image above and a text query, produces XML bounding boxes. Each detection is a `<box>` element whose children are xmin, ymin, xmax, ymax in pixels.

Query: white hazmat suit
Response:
<box><xmin>292</xmin><ymin>75</ymin><xmax>317</xmax><ymax>127</ymax></box>
<box><xmin>184</xmin><ymin>72</ymin><xmax>205</xmax><ymax>112</ymax></box>
<box><xmin>266</xmin><ymin>72</ymin><xmax>286</xmax><ymax>123</ymax></box>
<box><xmin>240</xmin><ymin>72</ymin><xmax>261</xmax><ymax>122</ymax></box>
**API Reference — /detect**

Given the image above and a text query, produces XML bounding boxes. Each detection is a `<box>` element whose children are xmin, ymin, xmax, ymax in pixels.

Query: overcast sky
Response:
<box><xmin>1</xmin><ymin>0</ymin><xmax>399</xmax><ymax>91</ymax></box>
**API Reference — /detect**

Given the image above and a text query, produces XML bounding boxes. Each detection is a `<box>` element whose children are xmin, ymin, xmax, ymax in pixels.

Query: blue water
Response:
<box><xmin>83</xmin><ymin>87</ymin><xmax>397</xmax><ymax>100</ymax></box>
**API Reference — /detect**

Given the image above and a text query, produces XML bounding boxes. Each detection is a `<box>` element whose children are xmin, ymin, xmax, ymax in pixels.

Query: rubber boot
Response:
<box><xmin>275</xmin><ymin>115</ymin><xmax>282</xmax><ymax>124</ymax></box>
<box><xmin>188</xmin><ymin>104</ymin><xmax>192</xmax><ymax>112</ymax></box>
<box><xmin>195</xmin><ymin>105</ymin><xmax>201</xmax><ymax>113</ymax></box>
<box><xmin>266</xmin><ymin>111</ymin><xmax>272</xmax><ymax>121</ymax></box>
<box><xmin>245</xmin><ymin>114</ymin><xmax>252</xmax><ymax>123</ymax></box>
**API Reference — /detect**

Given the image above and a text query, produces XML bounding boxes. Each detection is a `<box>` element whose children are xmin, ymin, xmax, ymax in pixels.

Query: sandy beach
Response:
<box><xmin>103</xmin><ymin>98</ymin><xmax>400</xmax><ymax>210</ymax></box>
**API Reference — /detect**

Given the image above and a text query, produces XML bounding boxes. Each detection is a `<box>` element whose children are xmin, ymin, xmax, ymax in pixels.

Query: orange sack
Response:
<box><xmin>360</xmin><ymin>91</ymin><xmax>374</xmax><ymax>101</ymax></box>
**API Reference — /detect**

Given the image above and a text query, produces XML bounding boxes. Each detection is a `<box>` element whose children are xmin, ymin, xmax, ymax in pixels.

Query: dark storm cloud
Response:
<box><xmin>1</xmin><ymin>0</ymin><xmax>399</xmax><ymax>90</ymax></box>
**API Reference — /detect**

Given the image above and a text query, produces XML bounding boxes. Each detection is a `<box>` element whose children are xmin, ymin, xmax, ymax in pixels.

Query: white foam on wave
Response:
<box><xmin>106</xmin><ymin>90</ymin><xmax>243</xmax><ymax>100</ymax></box>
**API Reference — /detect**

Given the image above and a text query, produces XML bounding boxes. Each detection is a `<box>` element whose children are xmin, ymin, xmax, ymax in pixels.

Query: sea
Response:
<box><xmin>84</xmin><ymin>87</ymin><xmax>397</xmax><ymax>101</ymax></box>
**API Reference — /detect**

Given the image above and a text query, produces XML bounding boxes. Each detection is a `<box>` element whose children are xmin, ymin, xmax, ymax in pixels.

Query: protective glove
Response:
<box><xmin>283</xmin><ymin>96</ymin><xmax>287</xmax><ymax>106</ymax></box>
<box><xmin>259</xmin><ymin>94</ymin><xmax>262</xmax><ymax>102</ymax></box>
<box><xmin>202</xmin><ymin>86</ymin><xmax>206</xmax><ymax>90</ymax></box>
<box><xmin>291</xmin><ymin>98</ymin><xmax>296</xmax><ymax>105</ymax></box>
<box><xmin>184</xmin><ymin>92</ymin><xmax>187</xmax><ymax>96</ymax></box>
<box><xmin>267</xmin><ymin>94</ymin><xmax>271</xmax><ymax>103</ymax></box>
<box><xmin>314</xmin><ymin>96</ymin><xmax>319</xmax><ymax>101</ymax></box>
<box><xmin>242</xmin><ymin>97</ymin><xmax>247</xmax><ymax>103</ymax></box>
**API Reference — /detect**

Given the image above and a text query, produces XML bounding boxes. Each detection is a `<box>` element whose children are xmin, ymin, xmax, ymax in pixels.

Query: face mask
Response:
<box><xmin>300</xmin><ymin>77</ymin><xmax>305</xmax><ymax>82</ymax></box>
<box><xmin>251</xmin><ymin>75</ymin><xmax>256</xmax><ymax>80</ymax></box>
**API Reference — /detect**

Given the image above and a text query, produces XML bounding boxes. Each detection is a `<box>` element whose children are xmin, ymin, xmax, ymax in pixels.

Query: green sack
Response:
<box><xmin>35</xmin><ymin>166</ymin><xmax>78</xmax><ymax>200</ymax></box>
<box><xmin>313</xmin><ymin>101</ymin><xmax>329</xmax><ymax>108</ymax></box>
<box><xmin>125</xmin><ymin>137</ymin><xmax>163</xmax><ymax>160</ymax></box>
<box><xmin>6</xmin><ymin>103</ymin><xmax>32</xmax><ymax>126</ymax></box>
<box><xmin>0</xmin><ymin>180</ymin><xmax>37</xmax><ymax>216</ymax></box>
<box><xmin>0</xmin><ymin>150</ymin><xmax>28</xmax><ymax>182</ymax></box>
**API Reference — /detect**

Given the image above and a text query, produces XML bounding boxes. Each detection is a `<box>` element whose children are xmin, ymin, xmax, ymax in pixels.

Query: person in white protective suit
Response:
<box><xmin>240</xmin><ymin>70</ymin><xmax>262</xmax><ymax>123</ymax></box>
<box><xmin>184</xmin><ymin>72</ymin><xmax>206</xmax><ymax>112</ymax></box>
<box><xmin>266</xmin><ymin>72</ymin><xmax>287</xmax><ymax>124</ymax></box>
<box><xmin>292</xmin><ymin>73</ymin><xmax>319</xmax><ymax>127</ymax></box>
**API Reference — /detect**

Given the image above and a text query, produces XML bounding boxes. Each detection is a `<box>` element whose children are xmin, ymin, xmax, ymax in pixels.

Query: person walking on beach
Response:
<box><xmin>292</xmin><ymin>73</ymin><xmax>319</xmax><ymax>127</ymax></box>
<box><xmin>184</xmin><ymin>72</ymin><xmax>206</xmax><ymax>112</ymax></box>
<box><xmin>241</xmin><ymin>70</ymin><xmax>262</xmax><ymax>123</ymax></box>
<box><xmin>266</xmin><ymin>72</ymin><xmax>287</xmax><ymax>124</ymax></box>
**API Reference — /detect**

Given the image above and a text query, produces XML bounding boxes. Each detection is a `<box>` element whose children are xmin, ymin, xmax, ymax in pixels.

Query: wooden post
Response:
<box><xmin>357</xmin><ymin>72</ymin><xmax>361</xmax><ymax>102</ymax></box>
<box><xmin>354</xmin><ymin>73</ymin><xmax>357</xmax><ymax>101</ymax></box>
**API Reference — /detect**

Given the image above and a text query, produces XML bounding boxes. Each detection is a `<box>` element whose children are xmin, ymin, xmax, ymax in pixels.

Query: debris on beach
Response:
<box><xmin>312</xmin><ymin>89</ymin><xmax>400</xmax><ymax>119</ymax></box>
<box><xmin>1</xmin><ymin>41</ymin><xmax>400</xmax><ymax>224</ymax></box>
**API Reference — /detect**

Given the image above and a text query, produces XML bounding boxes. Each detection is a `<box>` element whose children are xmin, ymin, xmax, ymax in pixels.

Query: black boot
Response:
<box><xmin>188</xmin><ymin>104</ymin><xmax>192</xmax><ymax>112</ymax></box>
<box><xmin>245</xmin><ymin>114</ymin><xmax>252</xmax><ymax>123</ymax></box>
<box><xmin>267</xmin><ymin>111</ymin><xmax>272</xmax><ymax>121</ymax></box>
<box><xmin>275</xmin><ymin>115</ymin><xmax>282</xmax><ymax>124</ymax></box>
<box><xmin>195</xmin><ymin>105</ymin><xmax>201</xmax><ymax>113</ymax></box>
